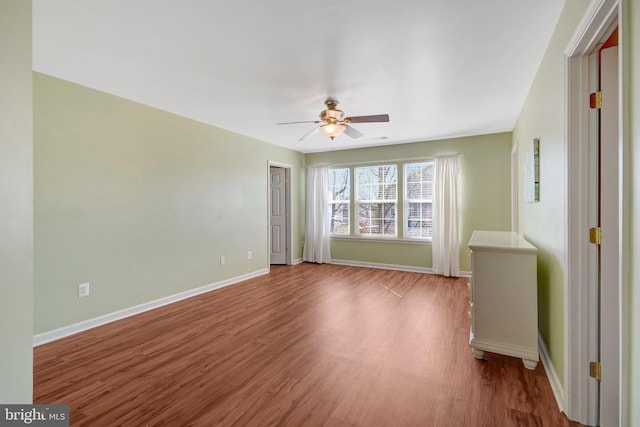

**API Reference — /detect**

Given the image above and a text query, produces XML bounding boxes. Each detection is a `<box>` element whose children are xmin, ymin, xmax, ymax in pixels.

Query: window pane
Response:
<box><xmin>329</xmin><ymin>168</ymin><xmax>350</xmax><ymax>200</ymax></box>
<box><xmin>328</xmin><ymin>168</ymin><xmax>350</xmax><ymax>235</ymax></box>
<box><xmin>404</xmin><ymin>162</ymin><xmax>434</xmax><ymax>239</ymax></box>
<box><xmin>330</xmin><ymin>202</ymin><xmax>349</xmax><ymax>234</ymax></box>
<box><xmin>406</xmin><ymin>163</ymin><xmax>433</xmax><ymax>199</ymax></box>
<box><xmin>407</xmin><ymin>202</ymin><xmax>432</xmax><ymax>237</ymax></box>
<box><xmin>356</xmin><ymin>165</ymin><xmax>397</xmax><ymax>200</ymax></box>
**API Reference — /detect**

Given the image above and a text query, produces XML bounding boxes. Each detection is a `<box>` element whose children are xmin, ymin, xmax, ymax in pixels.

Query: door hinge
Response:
<box><xmin>590</xmin><ymin>91</ymin><xmax>603</xmax><ymax>109</ymax></box>
<box><xmin>589</xmin><ymin>361</ymin><xmax>602</xmax><ymax>381</ymax></box>
<box><xmin>286</xmin><ymin>246</ymin><xmax>288</xmax><ymax>253</ymax></box>
<box><xmin>589</xmin><ymin>227</ymin><xmax>602</xmax><ymax>245</ymax></box>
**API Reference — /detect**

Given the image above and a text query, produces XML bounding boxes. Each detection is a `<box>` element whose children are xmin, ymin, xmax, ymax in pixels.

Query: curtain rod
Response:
<box><xmin>305</xmin><ymin>153</ymin><xmax>464</xmax><ymax>169</ymax></box>
<box><xmin>436</xmin><ymin>153</ymin><xmax>465</xmax><ymax>158</ymax></box>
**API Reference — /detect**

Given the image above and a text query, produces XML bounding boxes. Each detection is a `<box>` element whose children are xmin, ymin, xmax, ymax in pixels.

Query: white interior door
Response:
<box><xmin>270</xmin><ymin>166</ymin><xmax>287</xmax><ymax>264</ymax></box>
<box><xmin>599</xmin><ymin>44</ymin><xmax>620</xmax><ymax>427</ymax></box>
<box><xmin>564</xmin><ymin>4</ymin><xmax>620</xmax><ymax>423</ymax></box>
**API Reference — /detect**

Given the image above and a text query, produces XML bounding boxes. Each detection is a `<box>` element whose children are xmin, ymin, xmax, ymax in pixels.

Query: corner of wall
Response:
<box><xmin>0</xmin><ymin>0</ymin><xmax>34</xmax><ymax>403</ymax></box>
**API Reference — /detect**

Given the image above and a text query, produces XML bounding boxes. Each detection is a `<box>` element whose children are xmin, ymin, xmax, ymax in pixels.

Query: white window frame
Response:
<box><xmin>326</xmin><ymin>158</ymin><xmax>435</xmax><ymax>243</ymax></box>
<box><xmin>328</xmin><ymin>167</ymin><xmax>350</xmax><ymax>235</ymax></box>
<box><xmin>403</xmin><ymin>161</ymin><xmax>434</xmax><ymax>241</ymax></box>
<box><xmin>355</xmin><ymin>164</ymin><xmax>398</xmax><ymax>238</ymax></box>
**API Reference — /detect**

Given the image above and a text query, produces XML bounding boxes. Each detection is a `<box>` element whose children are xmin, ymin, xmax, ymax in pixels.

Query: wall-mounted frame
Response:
<box><xmin>524</xmin><ymin>138</ymin><xmax>540</xmax><ymax>202</ymax></box>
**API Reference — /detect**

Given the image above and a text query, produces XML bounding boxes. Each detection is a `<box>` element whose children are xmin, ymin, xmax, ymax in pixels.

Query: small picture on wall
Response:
<box><xmin>524</xmin><ymin>138</ymin><xmax>540</xmax><ymax>203</ymax></box>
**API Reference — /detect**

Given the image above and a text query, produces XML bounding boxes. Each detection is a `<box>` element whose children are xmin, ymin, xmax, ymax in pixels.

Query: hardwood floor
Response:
<box><xmin>34</xmin><ymin>263</ymin><xmax>581</xmax><ymax>426</ymax></box>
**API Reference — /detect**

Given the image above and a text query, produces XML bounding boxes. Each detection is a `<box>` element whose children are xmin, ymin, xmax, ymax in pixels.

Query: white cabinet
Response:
<box><xmin>468</xmin><ymin>230</ymin><xmax>538</xmax><ymax>370</ymax></box>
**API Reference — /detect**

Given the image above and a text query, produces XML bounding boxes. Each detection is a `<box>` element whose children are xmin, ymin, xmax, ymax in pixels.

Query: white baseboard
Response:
<box><xmin>539</xmin><ymin>332</ymin><xmax>565</xmax><ymax>413</ymax></box>
<box><xmin>331</xmin><ymin>259</ymin><xmax>471</xmax><ymax>277</ymax></box>
<box><xmin>331</xmin><ymin>259</ymin><xmax>434</xmax><ymax>273</ymax></box>
<box><xmin>33</xmin><ymin>268</ymin><xmax>269</xmax><ymax>347</ymax></box>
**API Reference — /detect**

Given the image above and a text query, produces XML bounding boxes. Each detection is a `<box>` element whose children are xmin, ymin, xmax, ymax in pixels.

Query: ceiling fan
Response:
<box><xmin>278</xmin><ymin>98</ymin><xmax>390</xmax><ymax>141</ymax></box>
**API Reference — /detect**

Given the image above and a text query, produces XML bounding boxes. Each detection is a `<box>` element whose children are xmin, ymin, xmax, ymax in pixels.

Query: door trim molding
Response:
<box><xmin>565</xmin><ymin>0</ymin><xmax>618</xmax><ymax>57</ymax></box>
<box><xmin>268</xmin><ymin>161</ymin><xmax>293</xmax><ymax>266</ymax></box>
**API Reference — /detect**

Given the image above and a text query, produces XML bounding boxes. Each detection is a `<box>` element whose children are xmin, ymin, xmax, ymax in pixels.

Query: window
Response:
<box><xmin>404</xmin><ymin>162</ymin><xmax>434</xmax><ymax>239</ymax></box>
<box><xmin>328</xmin><ymin>168</ymin><xmax>350</xmax><ymax>235</ymax></box>
<box><xmin>355</xmin><ymin>165</ymin><xmax>397</xmax><ymax>237</ymax></box>
<box><xmin>326</xmin><ymin>160</ymin><xmax>435</xmax><ymax>241</ymax></box>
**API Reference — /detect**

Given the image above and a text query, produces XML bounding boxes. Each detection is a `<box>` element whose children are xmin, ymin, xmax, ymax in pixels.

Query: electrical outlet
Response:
<box><xmin>247</xmin><ymin>251</ymin><xmax>252</xmax><ymax>260</ymax></box>
<box><xmin>78</xmin><ymin>282</ymin><xmax>90</xmax><ymax>298</ymax></box>
<box><xmin>220</xmin><ymin>256</ymin><xmax>225</xmax><ymax>265</ymax></box>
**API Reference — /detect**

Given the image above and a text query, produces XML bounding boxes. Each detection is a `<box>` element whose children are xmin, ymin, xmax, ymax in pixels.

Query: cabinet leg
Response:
<box><xmin>471</xmin><ymin>348</ymin><xmax>484</xmax><ymax>360</ymax></box>
<box><xmin>522</xmin><ymin>359</ymin><xmax>538</xmax><ymax>370</ymax></box>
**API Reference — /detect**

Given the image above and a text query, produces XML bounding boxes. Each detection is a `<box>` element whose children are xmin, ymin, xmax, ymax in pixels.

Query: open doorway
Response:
<box><xmin>268</xmin><ymin>162</ymin><xmax>292</xmax><ymax>265</ymax></box>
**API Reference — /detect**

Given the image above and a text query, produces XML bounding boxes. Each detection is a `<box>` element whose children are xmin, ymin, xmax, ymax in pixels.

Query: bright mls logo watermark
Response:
<box><xmin>0</xmin><ymin>405</ymin><xmax>69</xmax><ymax>426</ymax></box>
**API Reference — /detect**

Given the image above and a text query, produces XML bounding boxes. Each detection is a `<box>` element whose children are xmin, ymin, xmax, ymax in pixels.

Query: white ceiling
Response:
<box><xmin>33</xmin><ymin>0</ymin><xmax>565</xmax><ymax>153</ymax></box>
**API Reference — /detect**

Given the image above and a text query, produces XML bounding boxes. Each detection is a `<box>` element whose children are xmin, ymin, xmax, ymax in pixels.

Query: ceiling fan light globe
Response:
<box><xmin>321</xmin><ymin>123</ymin><xmax>346</xmax><ymax>139</ymax></box>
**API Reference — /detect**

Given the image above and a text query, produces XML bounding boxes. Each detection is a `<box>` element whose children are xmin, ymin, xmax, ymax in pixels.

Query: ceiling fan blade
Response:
<box><xmin>344</xmin><ymin>125</ymin><xmax>364</xmax><ymax>139</ymax></box>
<box><xmin>345</xmin><ymin>114</ymin><xmax>390</xmax><ymax>123</ymax></box>
<box><xmin>277</xmin><ymin>120</ymin><xmax>319</xmax><ymax>125</ymax></box>
<box><xmin>299</xmin><ymin>126</ymin><xmax>320</xmax><ymax>141</ymax></box>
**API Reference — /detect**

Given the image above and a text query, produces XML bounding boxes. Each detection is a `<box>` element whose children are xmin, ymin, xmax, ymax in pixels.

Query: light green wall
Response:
<box><xmin>34</xmin><ymin>73</ymin><xmax>304</xmax><ymax>334</ymax></box>
<box><xmin>628</xmin><ymin>0</ymin><xmax>640</xmax><ymax>424</ymax></box>
<box><xmin>0</xmin><ymin>0</ymin><xmax>33</xmax><ymax>403</ymax></box>
<box><xmin>512</xmin><ymin>0</ymin><xmax>590</xmax><ymax>389</ymax></box>
<box><xmin>306</xmin><ymin>133</ymin><xmax>512</xmax><ymax>271</ymax></box>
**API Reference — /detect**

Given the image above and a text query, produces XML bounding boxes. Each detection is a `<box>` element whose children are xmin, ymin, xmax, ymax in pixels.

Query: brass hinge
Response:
<box><xmin>590</xmin><ymin>91</ymin><xmax>603</xmax><ymax>109</ymax></box>
<box><xmin>285</xmin><ymin>212</ymin><xmax>289</xmax><ymax>219</ymax></box>
<box><xmin>589</xmin><ymin>227</ymin><xmax>602</xmax><ymax>245</ymax></box>
<box><xmin>286</xmin><ymin>246</ymin><xmax>288</xmax><ymax>253</ymax></box>
<box><xmin>590</xmin><ymin>361</ymin><xmax>602</xmax><ymax>381</ymax></box>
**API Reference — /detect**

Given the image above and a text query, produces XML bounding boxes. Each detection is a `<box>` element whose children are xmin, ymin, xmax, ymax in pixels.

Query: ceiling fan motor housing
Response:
<box><xmin>320</xmin><ymin>108</ymin><xmax>343</xmax><ymax>124</ymax></box>
<box><xmin>324</xmin><ymin>98</ymin><xmax>339</xmax><ymax>109</ymax></box>
<box><xmin>321</xmin><ymin>98</ymin><xmax>344</xmax><ymax>124</ymax></box>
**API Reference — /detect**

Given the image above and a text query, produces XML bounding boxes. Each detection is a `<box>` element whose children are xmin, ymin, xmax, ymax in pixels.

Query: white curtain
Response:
<box><xmin>303</xmin><ymin>166</ymin><xmax>332</xmax><ymax>263</ymax></box>
<box><xmin>432</xmin><ymin>155</ymin><xmax>460</xmax><ymax>277</ymax></box>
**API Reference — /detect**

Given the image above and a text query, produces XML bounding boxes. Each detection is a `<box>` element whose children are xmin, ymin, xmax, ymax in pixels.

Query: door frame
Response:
<box><xmin>564</xmin><ymin>0</ymin><xmax>629</xmax><ymax>424</ymax></box>
<box><xmin>267</xmin><ymin>161</ymin><xmax>293</xmax><ymax>266</ymax></box>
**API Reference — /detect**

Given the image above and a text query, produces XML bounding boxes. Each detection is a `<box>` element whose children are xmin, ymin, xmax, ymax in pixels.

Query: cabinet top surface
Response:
<box><xmin>468</xmin><ymin>230</ymin><xmax>537</xmax><ymax>253</ymax></box>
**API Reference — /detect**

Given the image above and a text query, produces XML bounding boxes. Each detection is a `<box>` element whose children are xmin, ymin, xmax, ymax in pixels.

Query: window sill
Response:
<box><xmin>330</xmin><ymin>235</ymin><xmax>432</xmax><ymax>245</ymax></box>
